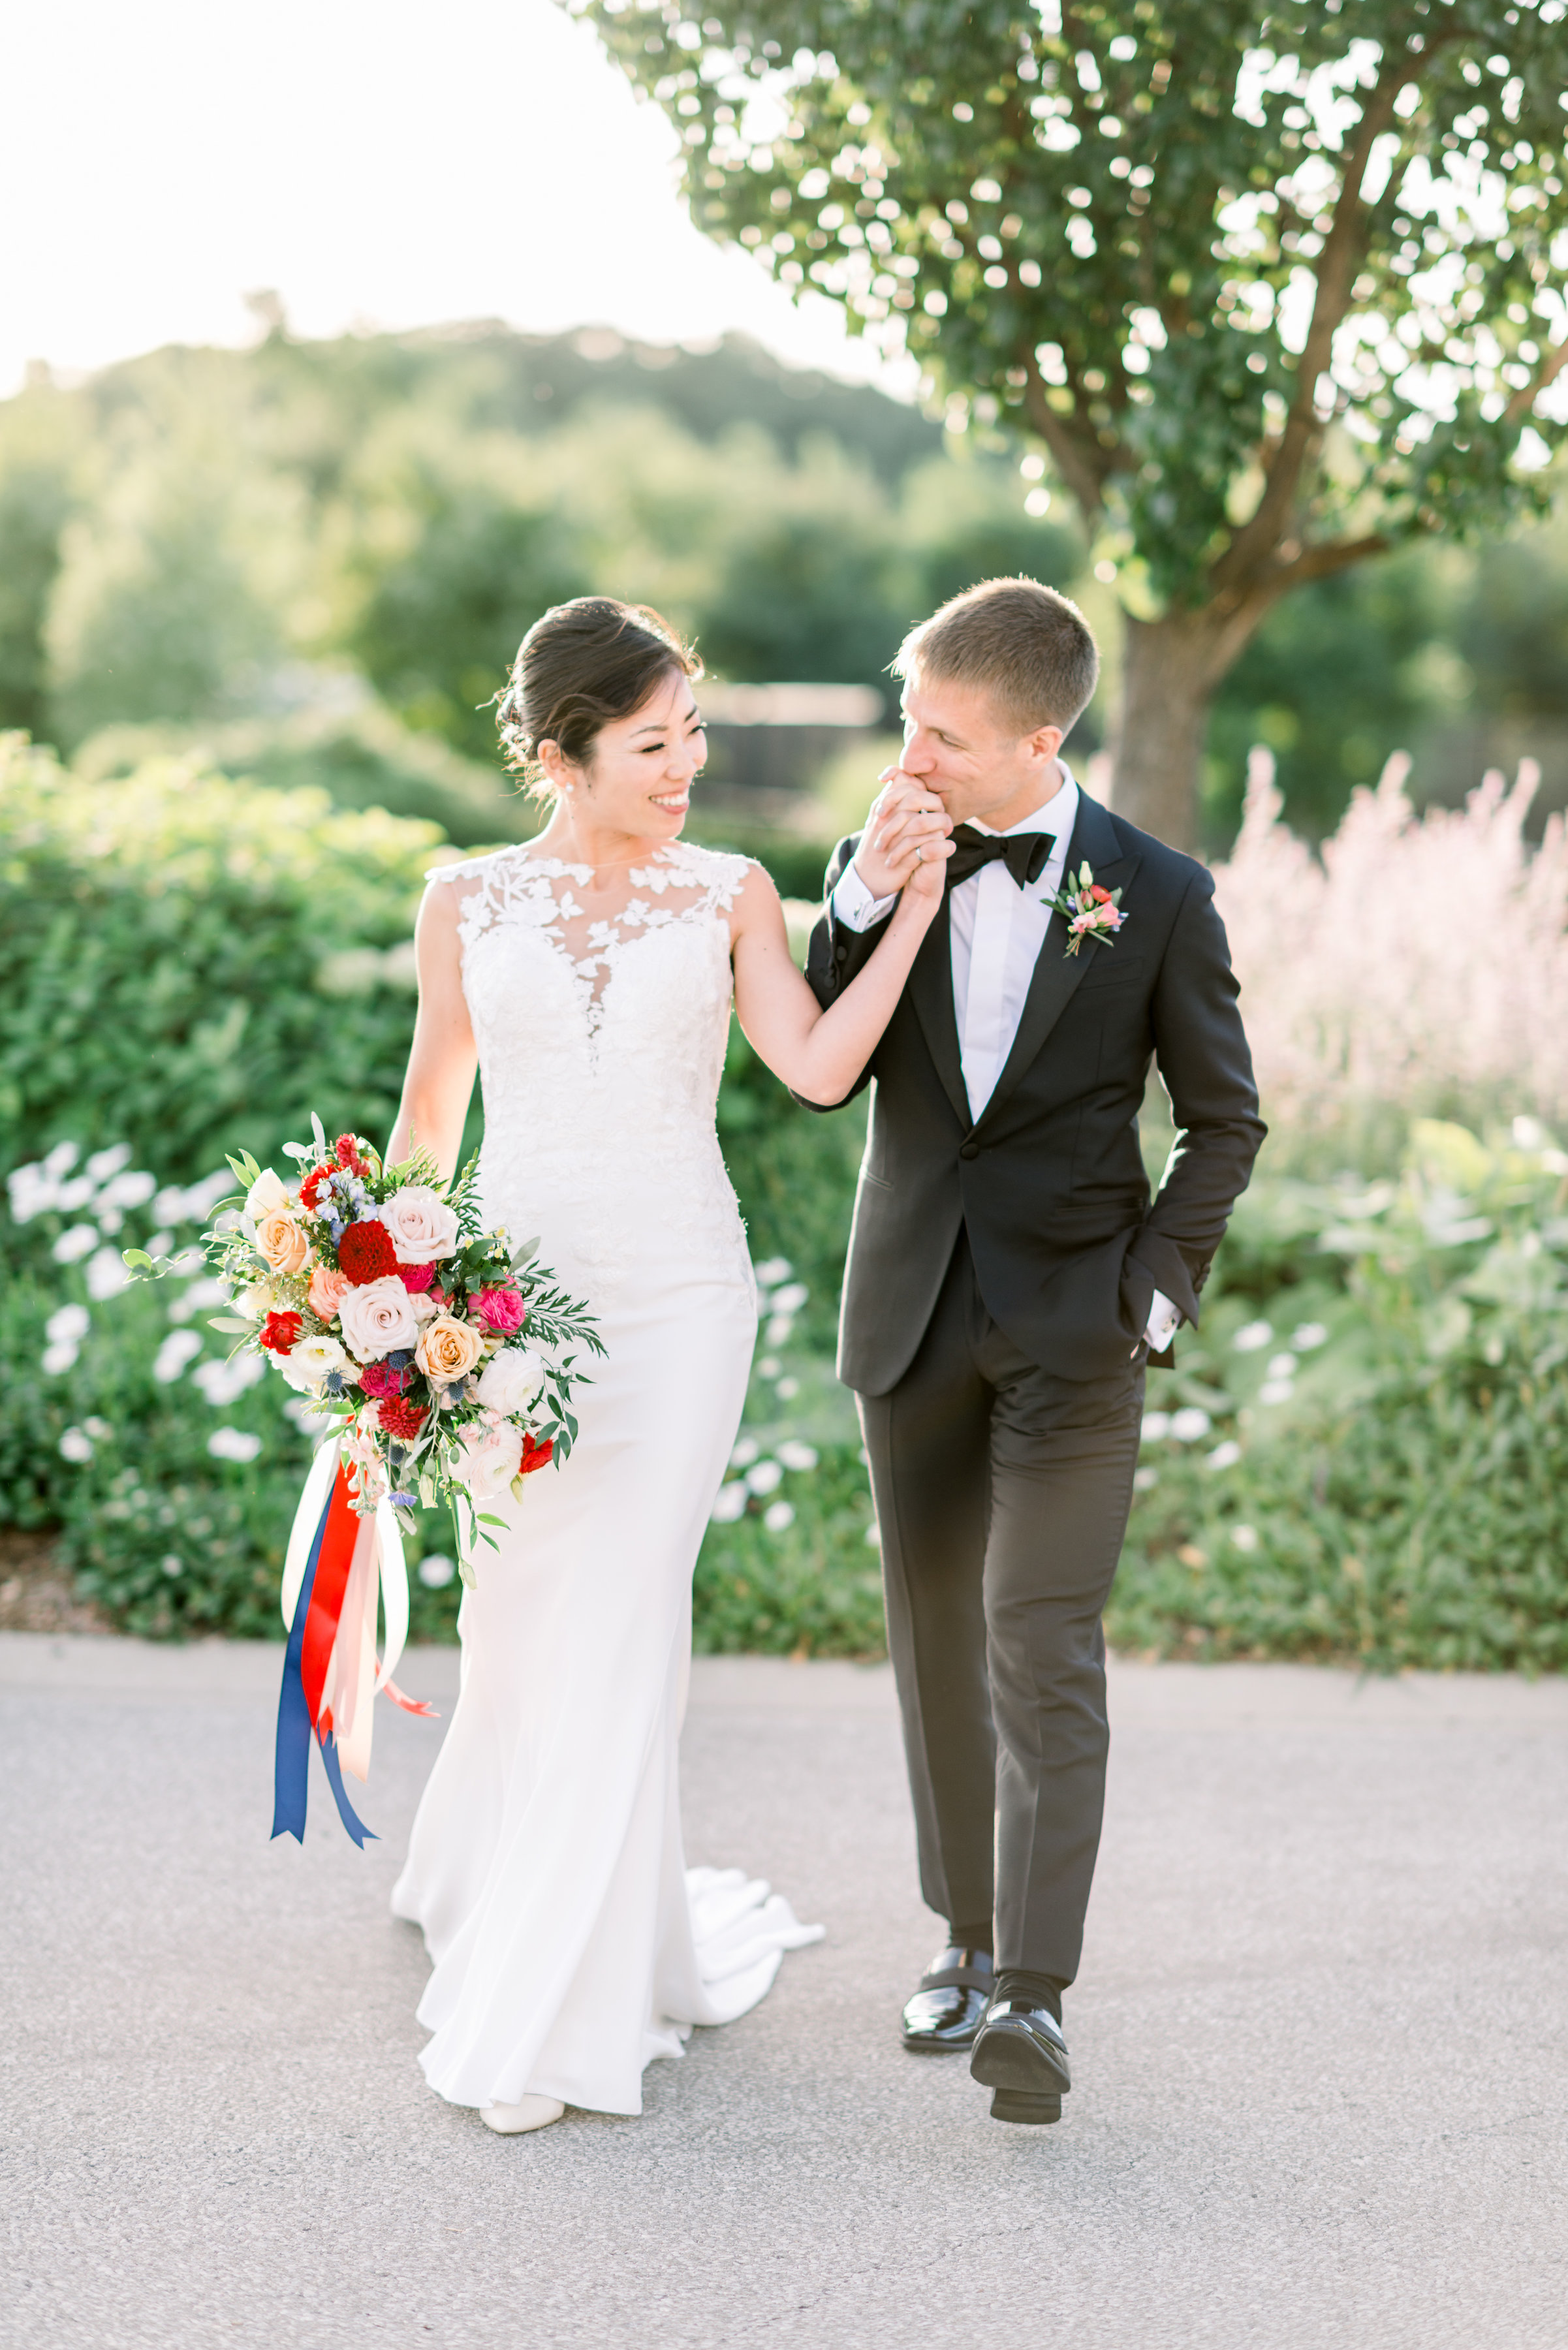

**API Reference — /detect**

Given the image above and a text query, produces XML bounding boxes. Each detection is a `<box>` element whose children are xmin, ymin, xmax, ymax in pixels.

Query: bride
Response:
<box><xmin>384</xmin><ymin>596</ymin><xmax>950</xmax><ymax>2133</ymax></box>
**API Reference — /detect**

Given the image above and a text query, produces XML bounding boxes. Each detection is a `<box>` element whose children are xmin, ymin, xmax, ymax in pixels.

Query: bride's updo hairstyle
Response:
<box><xmin>496</xmin><ymin>597</ymin><xmax>702</xmax><ymax>797</ymax></box>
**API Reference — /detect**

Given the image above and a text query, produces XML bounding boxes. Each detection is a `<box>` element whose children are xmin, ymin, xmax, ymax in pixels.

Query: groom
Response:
<box><xmin>803</xmin><ymin>577</ymin><xmax>1264</xmax><ymax>2125</ymax></box>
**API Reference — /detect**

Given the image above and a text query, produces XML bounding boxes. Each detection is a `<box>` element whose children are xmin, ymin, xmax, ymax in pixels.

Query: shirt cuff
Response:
<box><xmin>832</xmin><ymin>861</ymin><xmax>899</xmax><ymax>933</ymax></box>
<box><xmin>1144</xmin><ymin>1290</ymin><xmax>1181</xmax><ymax>1352</ymax></box>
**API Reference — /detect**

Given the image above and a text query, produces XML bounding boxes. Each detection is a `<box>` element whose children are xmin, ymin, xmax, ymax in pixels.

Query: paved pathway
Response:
<box><xmin>3</xmin><ymin>1635</ymin><xmax>1566</xmax><ymax>2350</ymax></box>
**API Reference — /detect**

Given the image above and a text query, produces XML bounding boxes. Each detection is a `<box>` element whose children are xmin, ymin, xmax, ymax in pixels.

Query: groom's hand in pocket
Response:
<box><xmin>851</xmin><ymin>770</ymin><xmax>954</xmax><ymax>902</ymax></box>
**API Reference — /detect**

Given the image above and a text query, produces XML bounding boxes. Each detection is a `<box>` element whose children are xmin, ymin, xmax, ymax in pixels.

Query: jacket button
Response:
<box><xmin>835</xmin><ymin>945</ymin><xmax>848</xmax><ymax>965</ymax></box>
<box><xmin>959</xmin><ymin>1140</ymin><xmax>979</xmax><ymax>1161</ymax></box>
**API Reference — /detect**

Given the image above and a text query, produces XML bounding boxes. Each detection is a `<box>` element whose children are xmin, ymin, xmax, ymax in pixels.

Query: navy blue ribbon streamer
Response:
<box><xmin>271</xmin><ymin>1489</ymin><xmax>377</xmax><ymax>1847</ymax></box>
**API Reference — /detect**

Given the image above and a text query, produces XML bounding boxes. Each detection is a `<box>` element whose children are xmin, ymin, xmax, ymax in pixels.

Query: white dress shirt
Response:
<box><xmin>832</xmin><ymin>762</ymin><xmax>1180</xmax><ymax>1355</ymax></box>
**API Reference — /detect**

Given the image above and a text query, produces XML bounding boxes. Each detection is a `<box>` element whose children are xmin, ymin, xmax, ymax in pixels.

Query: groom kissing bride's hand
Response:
<box><xmin>802</xmin><ymin>577</ymin><xmax>1266</xmax><ymax>2126</ymax></box>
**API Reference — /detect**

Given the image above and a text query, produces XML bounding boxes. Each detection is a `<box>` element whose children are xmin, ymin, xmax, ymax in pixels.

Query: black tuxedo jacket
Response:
<box><xmin>802</xmin><ymin>789</ymin><xmax>1266</xmax><ymax>1396</ymax></box>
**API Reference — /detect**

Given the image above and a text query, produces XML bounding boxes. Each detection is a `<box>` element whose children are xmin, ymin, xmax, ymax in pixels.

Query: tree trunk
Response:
<box><xmin>1106</xmin><ymin>609</ymin><xmax>1231</xmax><ymax>854</ymax></box>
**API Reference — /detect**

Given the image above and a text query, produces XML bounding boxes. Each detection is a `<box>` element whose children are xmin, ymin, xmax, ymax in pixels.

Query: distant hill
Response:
<box><xmin>0</xmin><ymin>321</ymin><xmax>1078</xmax><ymax>764</ymax></box>
<box><xmin>73</xmin><ymin>322</ymin><xmax>945</xmax><ymax>489</ymax></box>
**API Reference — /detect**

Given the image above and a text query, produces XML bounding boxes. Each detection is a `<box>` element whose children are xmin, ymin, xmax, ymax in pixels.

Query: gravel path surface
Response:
<box><xmin>3</xmin><ymin>1635</ymin><xmax>1565</xmax><ymax>2350</ymax></box>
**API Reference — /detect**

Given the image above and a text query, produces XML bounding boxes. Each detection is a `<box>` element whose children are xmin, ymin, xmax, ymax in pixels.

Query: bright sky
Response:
<box><xmin>1</xmin><ymin>0</ymin><xmax>900</xmax><ymax>399</ymax></box>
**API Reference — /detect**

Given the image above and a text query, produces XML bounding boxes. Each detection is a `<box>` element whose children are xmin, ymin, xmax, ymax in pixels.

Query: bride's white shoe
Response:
<box><xmin>481</xmin><ymin>2095</ymin><xmax>565</xmax><ymax>2135</ymax></box>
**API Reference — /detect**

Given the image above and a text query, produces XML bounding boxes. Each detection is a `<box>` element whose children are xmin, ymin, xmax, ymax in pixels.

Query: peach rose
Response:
<box><xmin>256</xmin><ymin>1208</ymin><xmax>311</xmax><ymax>1277</ymax></box>
<box><xmin>307</xmin><ymin>1262</ymin><xmax>351</xmax><ymax>1322</ymax></box>
<box><xmin>415</xmin><ymin>1313</ymin><xmax>486</xmax><ymax>1386</ymax></box>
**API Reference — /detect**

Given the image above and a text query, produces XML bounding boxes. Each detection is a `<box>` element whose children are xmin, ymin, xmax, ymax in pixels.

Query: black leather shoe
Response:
<box><xmin>900</xmin><ymin>1946</ymin><xmax>994</xmax><ymax>2052</ymax></box>
<box><xmin>969</xmin><ymin>1999</ymin><xmax>1071</xmax><ymax>2124</ymax></box>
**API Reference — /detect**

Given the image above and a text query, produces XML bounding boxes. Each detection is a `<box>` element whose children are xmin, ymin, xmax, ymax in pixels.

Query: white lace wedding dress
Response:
<box><xmin>389</xmin><ymin>839</ymin><xmax>821</xmax><ymax>2116</ymax></box>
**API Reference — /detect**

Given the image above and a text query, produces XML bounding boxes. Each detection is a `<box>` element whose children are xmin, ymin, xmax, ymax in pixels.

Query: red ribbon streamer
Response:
<box><xmin>299</xmin><ymin>1462</ymin><xmax>360</xmax><ymax>1737</ymax></box>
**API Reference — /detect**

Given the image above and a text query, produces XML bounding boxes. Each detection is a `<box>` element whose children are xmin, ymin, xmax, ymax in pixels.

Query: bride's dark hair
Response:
<box><xmin>496</xmin><ymin>597</ymin><xmax>702</xmax><ymax>796</ymax></box>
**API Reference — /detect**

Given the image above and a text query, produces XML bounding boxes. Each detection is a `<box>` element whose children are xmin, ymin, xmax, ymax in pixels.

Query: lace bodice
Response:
<box><xmin>429</xmin><ymin>839</ymin><xmax>756</xmax><ymax>1302</ymax></box>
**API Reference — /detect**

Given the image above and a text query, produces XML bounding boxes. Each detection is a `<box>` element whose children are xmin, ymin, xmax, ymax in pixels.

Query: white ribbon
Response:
<box><xmin>373</xmin><ymin>1499</ymin><xmax>409</xmax><ymax>1695</ymax></box>
<box><xmin>280</xmin><ymin>1435</ymin><xmax>341</xmax><ymax>1633</ymax></box>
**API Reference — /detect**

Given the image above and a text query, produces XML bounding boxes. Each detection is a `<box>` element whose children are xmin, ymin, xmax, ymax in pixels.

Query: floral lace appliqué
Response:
<box><xmin>431</xmin><ymin>841</ymin><xmax>748</xmax><ymax>1043</ymax></box>
<box><xmin>422</xmin><ymin>839</ymin><xmax>755</xmax><ymax>1306</ymax></box>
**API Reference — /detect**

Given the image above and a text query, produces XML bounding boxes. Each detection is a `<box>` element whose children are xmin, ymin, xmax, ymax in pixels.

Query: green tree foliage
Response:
<box><xmin>3</xmin><ymin>321</ymin><xmax>1565</xmax><ymax>847</ymax></box>
<box><xmin>582</xmin><ymin>0</ymin><xmax>1568</xmax><ymax>845</ymax></box>
<box><xmin>0</xmin><ymin>330</ymin><xmax>1074</xmax><ymax>760</ymax></box>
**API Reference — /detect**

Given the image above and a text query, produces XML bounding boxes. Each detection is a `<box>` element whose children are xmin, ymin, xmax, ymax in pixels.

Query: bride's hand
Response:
<box><xmin>890</xmin><ymin>829</ymin><xmax>954</xmax><ymax>918</ymax></box>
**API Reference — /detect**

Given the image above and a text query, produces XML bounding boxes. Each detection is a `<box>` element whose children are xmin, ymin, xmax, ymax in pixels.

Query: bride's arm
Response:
<box><xmin>384</xmin><ymin>882</ymin><xmax>478</xmax><ymax>1179</ymax></box>
<box><xmin>730</xmin><ymin>844</ymin><xmax>950</xmax><ymax>1107</ymax></box>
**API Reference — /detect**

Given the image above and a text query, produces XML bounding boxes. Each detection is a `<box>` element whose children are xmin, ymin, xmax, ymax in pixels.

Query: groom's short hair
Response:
<box><xmin>892</xmin><ymin>576</ymin><xmax>1100</xmax><ymax>739</ymax></box>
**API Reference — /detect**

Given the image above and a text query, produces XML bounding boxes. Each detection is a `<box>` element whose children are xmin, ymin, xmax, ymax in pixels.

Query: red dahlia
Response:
<box><xmin>337</xmin><ymin>1218</ymin><xmax>398</xmax><ymax>1285</ymax></box>
<box><xmin>377</xmin><ymin>1396</ymin><xmax>428</xmax><ymax>1440</ymax></box>
<box><xmin>259</xmin><ymin>1310</ymin><xmax>304</xmax><ymax>1356</ymax></box>
<box><xmin>519</xmin><ymin>1433</ymin><xmax>554</xmax><ymax>1476</ymax></box>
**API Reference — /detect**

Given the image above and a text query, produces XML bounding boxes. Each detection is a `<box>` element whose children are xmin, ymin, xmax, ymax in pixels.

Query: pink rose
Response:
<box><xmin>473</xmin><ymin>1285</ymin><xmax>526</xmax><ymax>1335</ymax></box>
<box><xmin>400</xmin><ymin>1260</ymin><xmax>437</xmax><ymax>1295</ymax></box>
<box><xmin>308</xmin><ymin>1264</ymin><xmax>351</xmax><ymax>1323</ymax></box>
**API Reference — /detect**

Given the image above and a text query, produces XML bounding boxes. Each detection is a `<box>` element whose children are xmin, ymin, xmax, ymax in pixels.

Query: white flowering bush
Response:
<box><xmin>1</xmin><ymin>1142</ymin><xmax>458</xmax><ymax>1637</ymax></box>
<box><xmin>1216</xmin><ymin>750</ymin><xmax>1568</xmax><ymax>1150</ymax></box>
<box><xmin>1110</xmin><ymin>1119</ymin><xmax>1568</xmax><ymax>1670</ymax></box>
<box><xmin>694</xmin><ymin>1259</ymin><xmax>884</xmax><ymax>1657</ymax></box>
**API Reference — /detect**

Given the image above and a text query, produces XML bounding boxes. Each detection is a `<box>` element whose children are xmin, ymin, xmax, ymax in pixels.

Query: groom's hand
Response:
<box><xmin>851</xmin><ymin>770</ymin><xmax>954</xmax><ymax>902</ymax></box>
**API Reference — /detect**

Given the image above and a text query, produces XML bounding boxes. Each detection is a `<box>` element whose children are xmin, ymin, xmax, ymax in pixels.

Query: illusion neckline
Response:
<box><xmin>500</xmin><ymin>840</ymin><xmax>693</xmax><ymax>884</ymax></box>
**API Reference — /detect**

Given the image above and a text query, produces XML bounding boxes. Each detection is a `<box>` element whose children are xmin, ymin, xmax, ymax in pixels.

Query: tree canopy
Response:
<box><xmin>582</xmin><ymin>0</ymin><xmax>1568</xmax><ymax>843</ymax></box>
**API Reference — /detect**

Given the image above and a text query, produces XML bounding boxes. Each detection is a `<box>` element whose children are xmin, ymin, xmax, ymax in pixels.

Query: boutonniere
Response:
<box><xmin>1048</xmin><ymin>862</ymin><xmax>1128</xmax><ymax>958</ymax></box>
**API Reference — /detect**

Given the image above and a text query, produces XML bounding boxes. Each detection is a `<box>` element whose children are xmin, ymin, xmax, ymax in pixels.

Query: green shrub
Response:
<box><xmin>694</xmin><ymin>1440</ymin><xmax>883</xmax><ymax>1657</ymax></box>
<box><xmin>0</xmin><ymin>734</ymin><xmax>452</xmax><ymax>1183</ymax></box>
<box><xmin>1109</xmin><ymin>1120</ymin><xmax>1568</xmax><ymax>1670</ymax></box>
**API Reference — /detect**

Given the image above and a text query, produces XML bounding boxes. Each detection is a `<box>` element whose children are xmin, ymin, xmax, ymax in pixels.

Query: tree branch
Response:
<box><xmin>1020</xmin><ymin>352</ymin><xmax>1114</xmax><ymax>522</ymax></box>
<box><xmin>1505</xmin><ymin>335</ymin><xmax>1568</xmax><ymax>426</ymax></box>
<box><xmin>1270</xmin><ymin>531</ymin><xmax>1392</xmax><ymax>589</ymax></box>
<box><xmin>1209</xmin><ymin>62</ymin><xmax>1407</xmax><ymax>595</ymax></box>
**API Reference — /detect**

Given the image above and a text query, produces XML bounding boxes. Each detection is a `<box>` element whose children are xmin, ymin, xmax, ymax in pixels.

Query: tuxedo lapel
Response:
<box><xmin>907</xmin><ymin>892</ymin><xmax>969</xmax><ymax>1129</ymax></box>
<box><xmin>975</xmin><ymin>792</ymin><xmax>1140</xmax><ymax>1133</ymax></box>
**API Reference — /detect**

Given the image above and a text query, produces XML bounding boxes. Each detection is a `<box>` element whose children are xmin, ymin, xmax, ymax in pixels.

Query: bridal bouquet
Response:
<box><xmin>126</xmin><ymin>1120</ymin><xmax>602</xmax><ymax>1846</ymax></box>
<box><xmin>128</xmin><ymin>1118</ymin><xmax>601</xmax><ymax>1571</ymax></box>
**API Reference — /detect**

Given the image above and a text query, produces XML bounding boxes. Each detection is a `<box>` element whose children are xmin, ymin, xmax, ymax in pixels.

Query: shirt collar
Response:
<box><xmin>969</xmin><ymin>762</ymin><xmax>1078</xmax><ymax>843</ymax></box>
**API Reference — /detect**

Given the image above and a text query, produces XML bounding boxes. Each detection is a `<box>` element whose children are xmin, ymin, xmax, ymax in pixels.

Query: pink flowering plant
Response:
<box><xmin>1049</xmin><ymin>862</ymin><xmax>1127</xmax><ymax>959</ymax></box>
<box><xmin>124</xmin><ymin>1116</ymin><xmax>601</xmax><ymax>1580</ymax></box>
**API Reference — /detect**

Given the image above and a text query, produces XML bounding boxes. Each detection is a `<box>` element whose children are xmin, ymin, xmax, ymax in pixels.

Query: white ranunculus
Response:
<box><xmin>245</xmin><ymin>1167</ymin><xmax>291</xmax><ymax>1220</ymax></box>
<box><xmin>474</xmin><ymin>1346</ymin><xmax>546</xmax><ymax>1417</ymax></box>
<box><xmin>379</xmin><ymin>1184</ymin><xmax>460</xmax><ymax>1264</ymax></box>
<box><xmin>457</xmin><ymin>1413</ymin><xmax>524</xmax><ymax>1501</ymax></box>
<box><xmin>281</xmin><ymin>1334</ymin><xmax>350</xmax><ymax>1392</ymax></box>
<box><xmin>337</xmin><ymin>1275</ymin><xmax>421</xmax><ymax>1363</ymax></box>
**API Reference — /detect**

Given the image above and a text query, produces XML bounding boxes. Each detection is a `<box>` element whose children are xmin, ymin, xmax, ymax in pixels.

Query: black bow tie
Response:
<box><xmin>944</xmin><ymin>825</ymin><xmax>1056</xmax><ymax>891</ymax></box>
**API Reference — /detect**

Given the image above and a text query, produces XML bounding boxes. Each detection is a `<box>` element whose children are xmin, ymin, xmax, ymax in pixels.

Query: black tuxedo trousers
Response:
<box><xmin>861</xmin><ymin>1227</ymin><xmax>1144</xmax><ymax>1981</ymax></box>
<box><xmin>802</xmin><ymin>791</ymin><xmax>1264</xmax><ymax>1980</ymax></box>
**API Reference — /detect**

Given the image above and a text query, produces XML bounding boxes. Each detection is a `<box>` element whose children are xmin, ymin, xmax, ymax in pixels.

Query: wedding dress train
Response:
<box><xmin>390</xmin><ymin>840</ymin><xmax>821</xmax><ymax>2116</ymax></box>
